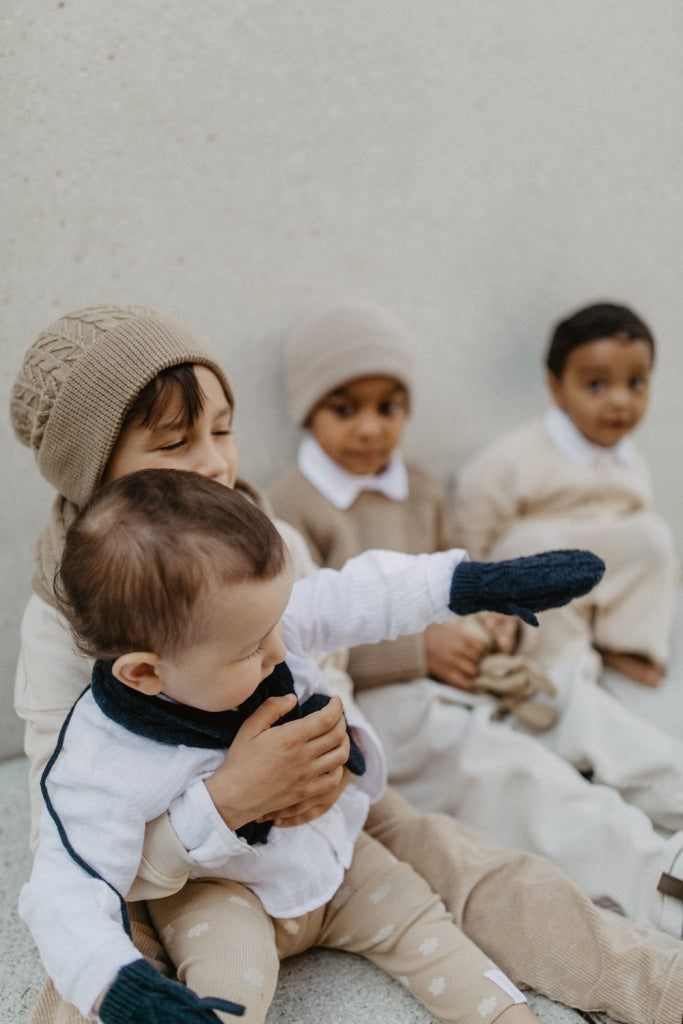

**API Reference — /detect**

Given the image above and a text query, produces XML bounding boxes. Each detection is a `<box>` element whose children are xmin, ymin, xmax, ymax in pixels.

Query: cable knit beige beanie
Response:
<box><xmin>285</xmin><ymin>303</ymin><xmax>416</xmax><ymax>427</ymax></box>
<box><xmin>11</xmin><ymin>305</ymin><xmax>233</xmax><ymax>507</ymax></box>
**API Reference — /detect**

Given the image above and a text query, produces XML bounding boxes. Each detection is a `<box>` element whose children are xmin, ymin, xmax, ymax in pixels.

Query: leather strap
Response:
<box><xmin>657</xmin><ymin>872</ymin><xmax>683</xmax><ymax>900</ymax></box>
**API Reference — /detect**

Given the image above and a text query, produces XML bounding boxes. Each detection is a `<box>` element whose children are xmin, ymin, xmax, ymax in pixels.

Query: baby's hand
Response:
<box><xmin>449</xmin><ymin>550</ymin><xmax>605</xmax><ymax>626</ymax></box>
<box><xmin>97</xmin><ymin>959</ymin><xmax>244</xmax><ymax>1021</ymax></box>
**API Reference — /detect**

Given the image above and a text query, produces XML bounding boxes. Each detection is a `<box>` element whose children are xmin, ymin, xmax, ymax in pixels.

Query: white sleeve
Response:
<box><xmin>18</xmin><ymin>707</ymin><xmax>182</xmax><ymax>1016</ymax></box>
<box><xmin>168</xmin><ymin>779</ymin><xmax>258</xmax><ymax>868</ymax></box>
<box><xmin>19</xmin><ymin>812</ymin><xmax>142</xmax><ymax>1018</ymax></box>
<box><xmin>284</xmin><ymin>548</ymin><xmax>467</xmax><ymax>656</ymax></box>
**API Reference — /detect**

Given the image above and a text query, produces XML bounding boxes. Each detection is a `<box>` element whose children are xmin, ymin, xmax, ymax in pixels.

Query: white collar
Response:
<box><xmin>297</xmin><ymin>434</ymin><xmax>410</xmax><ymax>510</ymax></box>
<box><xmin>543</xmin><ymin>407</ymin><xmax>635</xmax><ymax>466</ymax></box>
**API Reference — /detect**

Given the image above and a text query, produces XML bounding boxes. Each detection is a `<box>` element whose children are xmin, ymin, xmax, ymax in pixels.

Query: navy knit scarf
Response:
<box><xmin>40</xmin><ymin>659</ymin><xmax>365</xmax><ymax>942</ymax></box>
<box><xmin>91</xmin><ymin>659</ymin><xmax>365</xmax><ymax>845</ymax></box>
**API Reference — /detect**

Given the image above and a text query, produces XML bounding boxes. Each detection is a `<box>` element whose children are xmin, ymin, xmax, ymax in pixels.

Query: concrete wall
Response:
<box><xmin>2</xmin><ymin>0</ymin><xmax>682</xmax><ymax>758</ymax></box>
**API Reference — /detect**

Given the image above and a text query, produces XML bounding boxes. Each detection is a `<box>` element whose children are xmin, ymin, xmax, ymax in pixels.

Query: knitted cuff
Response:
<box><xmin>98</xmin><ymin>959</ymin><xmax>244</xmax><ymax>1022</ymax></box>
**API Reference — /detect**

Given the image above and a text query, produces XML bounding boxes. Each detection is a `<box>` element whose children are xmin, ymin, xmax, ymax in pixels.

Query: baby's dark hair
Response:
<box><xmin>57</xmin><ymin>469</ymin><xmax>287</xmax><ymax>661</ymax></box>
<box><xmin>546</xmin><ymin>302</ymin><xmax>655</xmax><ymax>378</ymax></box>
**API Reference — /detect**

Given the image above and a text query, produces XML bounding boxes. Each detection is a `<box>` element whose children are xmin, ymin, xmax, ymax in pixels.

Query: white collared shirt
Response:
<box><xmin>543</xmin><ymin>407</ymin><xmax>635</xmax><ymax>467</ymax></box>
<box><xmin>298</xmin><ymin>433</ymin><xmax>409</xmax><ymax>510</ymax></box>
<box><xmin>20</xmin><ymin>546</ymin><xmax>465</xmax><ymax>1017</ymax></box>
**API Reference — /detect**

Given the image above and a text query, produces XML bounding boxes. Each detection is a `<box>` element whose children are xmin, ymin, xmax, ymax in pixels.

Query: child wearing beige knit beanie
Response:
<box><xmin>12</xmin><ymin>305</ymin><xmax>683</xmax><ymax>1024</ymax></box>
<box><xmin>11</xmin><ymin>305</ymin><xmax>351</xmax><ymax>1024</ymax></box>
<box><xmin>269</xmin><ymin>302</ymin><xmax>523</xmax><ymax>697</ymax></box>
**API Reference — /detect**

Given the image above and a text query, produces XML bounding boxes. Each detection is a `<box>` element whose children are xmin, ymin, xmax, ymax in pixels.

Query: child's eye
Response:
<box><xmin>213</xmin><ymin>428</ymin><xmax>233</xmax><ymax>437</ymax></box>
<box><xmin>328</xmin><ymin>402</ymin><xmax>356</xmax><ymax>418</ymax></box>
<box><xmin>246</xmin><ymin>645</ymin><xmax>263</xmax><ymax>661</ymax></box>
<box><xmin>378</xmin><ymin>400</ymin><xmax>405</xmax><ymax>416</ymax></box>
<box><xmin>585</xmin><ymin>379</ymin><xmax>605</xmax><ymax>393</ymax></box>
<box><xmin>629</xmin><ymin>375</ymin><xmax>648</xmax><ymax>391</ymax></box>
<box><xmin>158</xmin><ymin>438</ymin><xmax>187</xmax><ymax>452</ymax></box>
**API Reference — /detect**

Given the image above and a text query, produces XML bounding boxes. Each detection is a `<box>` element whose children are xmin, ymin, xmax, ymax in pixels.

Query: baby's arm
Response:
<box><xmin>19</xmin><ymin>814</ymin><xmax>143</xmax><ymax>1016</ymax></box>
<box><xmin>285</xmin><ymin>547</ymin><xmax>605</xmax><ymax>653</ymax></box>
<box><xmin>20</xmin><ymin>711</ymin><xmax>247</xmax><ymax>1020</ymax></box>
<box><xmin>21</xmin><ymin>823</ymin><xmax>243</xmax><ymax>1022</ymax></box>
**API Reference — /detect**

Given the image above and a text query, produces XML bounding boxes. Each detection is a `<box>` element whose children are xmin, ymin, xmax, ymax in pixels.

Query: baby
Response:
<box><xmin>20</xmin><ymin>467</ymin><xmax>600</xmax><ymax>1024</ymax></box>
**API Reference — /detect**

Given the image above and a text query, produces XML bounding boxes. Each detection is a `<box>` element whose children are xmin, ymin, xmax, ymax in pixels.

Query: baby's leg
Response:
<box><xmin>315</xmin><ymin>830</ymin><xmax>528</xmax><ymax>1024</ymax></box>
<box><xmin>367</xmin><ymin>788</ymin><xmax>683</xmax><ymax>1024</ymax></box>
<box><xmin>148</xmin><ymin>878</ymin><xmax>279</xmax><ymax>1024</ymax></box>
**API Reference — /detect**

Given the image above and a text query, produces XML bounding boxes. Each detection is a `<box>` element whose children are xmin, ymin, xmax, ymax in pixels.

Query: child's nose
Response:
<box><xmin>608</xmin><ymin>386</ymin><xmax>631</xmax><ymax>409</ymax></box>
<box><xmin>195</xmin><ymin>438</ymin><xmax>230</xmax><ymax>480</ymax></box>
<box><xmin>355</xmin><ymin>411</ymin><xmax>383</xmax><ymax>437</ymax></box>
<box><xmin>263</xmin><ymin>626</ymin><xmax>287</xmax><ymax>670</ymax></box>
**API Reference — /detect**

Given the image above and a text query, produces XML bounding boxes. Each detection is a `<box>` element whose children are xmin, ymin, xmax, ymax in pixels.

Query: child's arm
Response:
<box><xmin>20</xmin><ymin>709</ymin><xmax>246</xmax><ymax>1020</ymax></box>
<box><xmin>20</xmin><ymin>815</ymin><xmax>149</xmax><ymax>1016</ymax></box>
<box><xmin>284</xmin><ymin>547</ymin><xmax>605</xmax><ymax>656</ymax></box>
<box><xmin>21</xmin><ymin>833</ymin><xmax>243</xmax><ymax>1022</ymax></box>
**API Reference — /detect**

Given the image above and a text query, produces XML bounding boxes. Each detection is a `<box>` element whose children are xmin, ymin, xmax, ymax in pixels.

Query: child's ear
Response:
<box><xmin>112</xmin><ymin>652</ymin><xmax>164</xmax><ymax>695</ymax></box>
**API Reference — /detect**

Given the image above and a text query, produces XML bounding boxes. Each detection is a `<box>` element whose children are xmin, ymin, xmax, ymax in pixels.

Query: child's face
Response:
<box><xmin>103</xmin><ymin>366</ymin><xmax>239</xmax><ymax>488</ymax></box>
<box><xmin>548</xmin><ymin>334</ymin><xmax>653</xmax><ymax>448</ymax></box>
<box><xmin>153</xmin><ymin>564</ymin><xmax>292</xmax><ymax>713</ymax></box>
<box><xmin>308</xmin><ymin>375</ymin><xmax>409</xmax><ymax>476</ymax></box>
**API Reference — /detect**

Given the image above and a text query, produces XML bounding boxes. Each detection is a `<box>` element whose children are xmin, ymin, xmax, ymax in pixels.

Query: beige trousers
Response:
<box><xmin>149</xmin><ymin>830</ymin><xmax>523</xmax><ymax>1024</ymax></box>
<box><xmin>28</xmin><ymin>789</ymin><xmax>683</xmax><ymax>1024</ymax></box>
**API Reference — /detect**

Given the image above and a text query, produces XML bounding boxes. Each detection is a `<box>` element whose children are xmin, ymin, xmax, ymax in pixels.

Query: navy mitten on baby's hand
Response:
<box><xmin>449</xmin><ymin>549</ymin><xmax>605</xmax><ymax>626</ymax></box>
<box><xmin>98</xmin><ymin>959</ymin><xmax>245</xmax><ymax>1023</ymax></box>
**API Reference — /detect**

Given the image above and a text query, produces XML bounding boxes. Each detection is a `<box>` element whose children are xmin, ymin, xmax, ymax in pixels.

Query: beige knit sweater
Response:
<box><xmin>452</xmin><ymin>416</ymin><xmax>678</xmax><ymax>665</ymax></box>
<box><xmin>453</xmin><ymin>416</ymin><xmax>655</xmax><ymax>558</ymax></box>
<box><xmin>268</xmin><ymin>463</ymin><xmax>457</xmax><ymax>689</ymax></box>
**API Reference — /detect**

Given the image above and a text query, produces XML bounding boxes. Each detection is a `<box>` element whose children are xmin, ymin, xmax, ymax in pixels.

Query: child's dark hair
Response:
<box><xmin>57</xmin><ymin>469</ymin><xmax>287</xmax><ymax>660</ymax></box>
<box><xmin>546</xmin><ymin>302</ymin><xmax>655</xmax><ymax>378</ymax></box>
<box><xmin>119</xmin><ymin>362</ymin><xmax>210</xmax><ymax>435</ymax></box>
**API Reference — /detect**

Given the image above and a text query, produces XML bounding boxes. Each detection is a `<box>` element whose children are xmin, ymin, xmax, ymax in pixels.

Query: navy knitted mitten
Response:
<box><xmin>449</xmin><ymin>549</ymin><xmax>605</xmax><ymax>626</ymax></box>
<box><xmin>98</xmin><ymin>959</ymin><xmax>245</xmax><ymax>1022</ymax></box>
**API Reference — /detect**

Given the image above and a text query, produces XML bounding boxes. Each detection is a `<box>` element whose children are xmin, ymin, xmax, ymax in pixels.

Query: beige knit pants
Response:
<box><xmin>28</xmin><ymin>789</ymin><xmax>683</xmax><ymax>1024</ymax></box>
<box><xmin>148</xmin><ymin>830</ymin><xmax>524</xmax><ymax>1024</ymax></box>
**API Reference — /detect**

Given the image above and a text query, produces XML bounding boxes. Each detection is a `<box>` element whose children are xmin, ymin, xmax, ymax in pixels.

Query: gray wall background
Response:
<box><xmin>2</xmin><ymin>1</ymin><xmax>682</xmax><ymax>758</ymax></box>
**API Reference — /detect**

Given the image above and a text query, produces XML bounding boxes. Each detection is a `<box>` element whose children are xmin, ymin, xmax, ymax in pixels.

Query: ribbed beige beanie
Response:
<box><xmin>285</xmin><ymin>303</ymin><xmax>416</xmax><ymax>426</ymax></box>
<box><xmin>11</xmin><ymin>305</ymin><xmax>234</xmax><ymax>507</ymax></box>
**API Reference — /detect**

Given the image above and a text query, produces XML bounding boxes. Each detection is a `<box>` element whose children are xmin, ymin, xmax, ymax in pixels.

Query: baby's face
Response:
<box><xmin>103</xmin><ymin>366</ymin><xmax>239</xmax><ymax>488</ymax></box>
<box><xmin>548</xmin><ymin>334</ymin><xmax>652</xmax><ymax>447</ymax></box>
<box><xmin>309</xmin><ymin>375</ymin><xmax>409</xmax><ymax>476</ymax></box>
<box><xmin>156</xmin><ymin>565</ymin><xmax>292</xmax><ymax>713</ymax></box>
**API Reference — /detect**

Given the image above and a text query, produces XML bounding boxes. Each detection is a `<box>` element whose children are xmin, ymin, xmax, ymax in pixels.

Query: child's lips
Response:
<box><xmin>348</xmin><ymin>449</ymin><xmax>387</xmax><ymax>465</ymax></box>
<box><xmin>603</xmin><ymin>420</ymin><xmax>629</xmax><ymax>432</ymax></box>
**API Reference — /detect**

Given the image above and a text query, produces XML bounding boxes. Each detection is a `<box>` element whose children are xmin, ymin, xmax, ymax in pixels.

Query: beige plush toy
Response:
<box><xmin>461</xmin><ymin>615</ymin><xmax>559</xmax><ymax>731</ymax></box>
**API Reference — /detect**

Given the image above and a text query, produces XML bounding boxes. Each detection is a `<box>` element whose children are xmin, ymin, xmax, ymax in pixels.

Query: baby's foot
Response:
<box><xmin>598</xmin><ymin>649</ymin><xmax>665</xmax><ymax>688</ymax></box>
